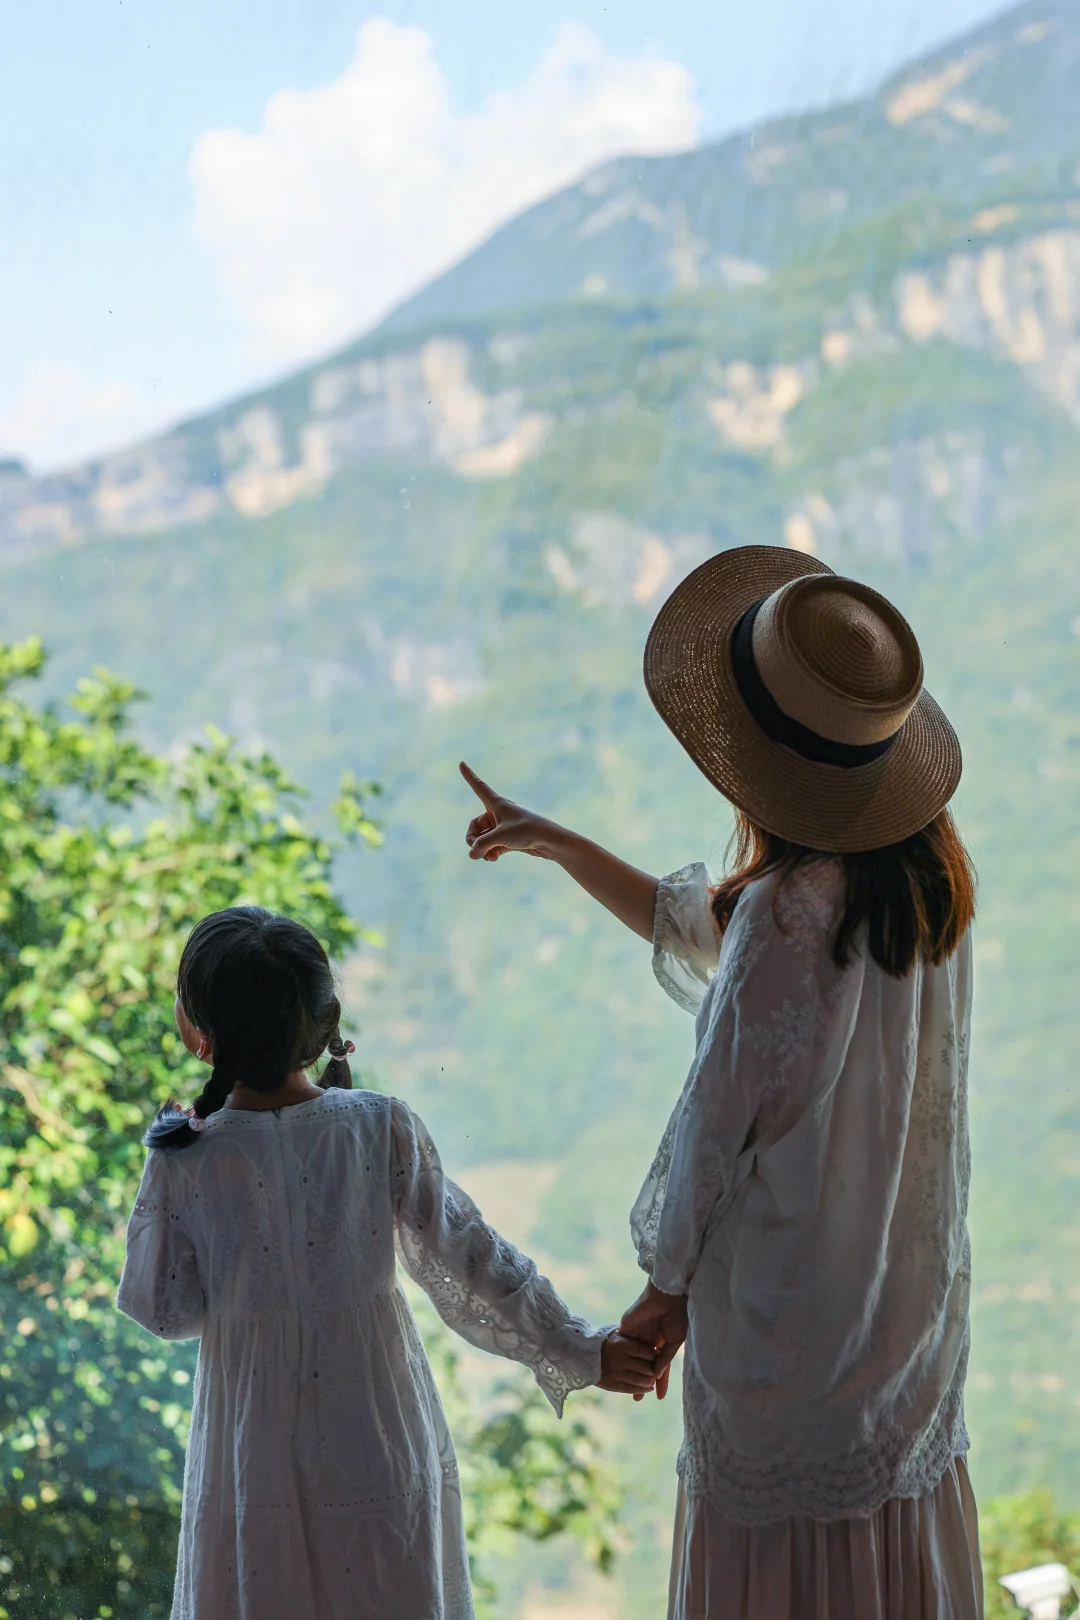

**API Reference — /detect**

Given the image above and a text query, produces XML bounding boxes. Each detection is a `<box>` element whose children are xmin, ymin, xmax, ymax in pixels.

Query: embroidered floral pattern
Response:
<box><xmin>677</xmin><ymin>1358</ymin><xmax>970</xmax><ymax>1525</ymax></box>
<box><xmin>636</xmin><ymin>863</ymin><xmax>975</xmax><ymax>1522</ymax></box>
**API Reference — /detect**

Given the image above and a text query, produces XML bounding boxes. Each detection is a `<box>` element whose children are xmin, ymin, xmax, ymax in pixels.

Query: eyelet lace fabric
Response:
<box><xmin>118</xmin><ymin>1089</ymin><xmax>605</xmax><ymax>1619</ymax></box>
<box><xmin>391</xmin><ymin>1103</ymin><xmax>606</xmax><ymax>1417</ymax></box>
<box><xmin>635</xmin><ymin>861</ymin><xmax>974</xmax><ymax>1525</ymax></box>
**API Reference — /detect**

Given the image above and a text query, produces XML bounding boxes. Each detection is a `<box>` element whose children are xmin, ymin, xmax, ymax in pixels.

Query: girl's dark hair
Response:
<box><xmin>146</xmin><ymin>907</ymin><xmax>352</xmax><ymax>1152</ymax></box>
<box><xmin>711</xmin><ymin>808</ymin><xmax>976</xmax><ymax>978</ymax></box>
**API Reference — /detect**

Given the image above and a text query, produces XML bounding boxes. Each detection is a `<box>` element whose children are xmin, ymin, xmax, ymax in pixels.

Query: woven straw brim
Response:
<box><xmin>643</xmin><ymin>546</ymin><xmax>962</xmax><ymax>853</ymax></box>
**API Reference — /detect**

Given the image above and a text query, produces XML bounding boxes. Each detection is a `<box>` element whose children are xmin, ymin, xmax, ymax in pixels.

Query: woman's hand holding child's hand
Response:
<box><xmin>619</xmin><ymin>1282</ymin><xmax>690</xmax><ymax>1401</ymax></box>
<box><xmin>597</xmin><ymin>1332</ymin><xmax>659</xmax><ymax>1396</ymax></box>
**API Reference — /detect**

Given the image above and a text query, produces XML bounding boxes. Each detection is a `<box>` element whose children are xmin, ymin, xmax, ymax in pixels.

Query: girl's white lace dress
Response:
<box><xmin>637</xmin><ymin>862</ymin><xmax>983</xmax><ymax>1620</ymax></box>
<box><xmin>118</xmin><ymin>1089</ymin><xmax>606</xmax><ymax>1620</ymax></box>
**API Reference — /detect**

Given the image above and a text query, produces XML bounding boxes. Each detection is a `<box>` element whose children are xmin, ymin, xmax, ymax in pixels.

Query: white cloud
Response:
<box><xmin>190</xmin><ymin>18</ymin><xmax>700</xmax><ymax>366</ymax></box>
<box><xmin>0</xmin><ymin>363</ymin><xmax>155</xmax><ymax>474</ymax></box>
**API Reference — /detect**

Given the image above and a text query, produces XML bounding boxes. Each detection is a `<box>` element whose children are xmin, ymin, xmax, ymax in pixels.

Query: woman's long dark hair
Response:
<box><xmin>711</xmin><ymin>808</ymin><xmax>976</xmax><ymax>977</ymax></box>
<box><xmin>145</xmin><ymin>907</ymin><xmax>351</xmax><ymax>1151</ymax></box>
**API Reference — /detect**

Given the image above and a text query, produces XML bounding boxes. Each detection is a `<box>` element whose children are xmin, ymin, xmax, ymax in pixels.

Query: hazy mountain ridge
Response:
<box><xmin>3</xmin><ymin>0</ymin><xmax>1080</xmax><ymax>558</ymax></box>
<box><xmin>2</xmin><ymin>203</ymin><xmax>1078</xmax><ymax>557</ymax></box>
<box><xmin>383</xmin><ymin>0</ymin><xmax>1080</xmax><ymax>323</ymax></box>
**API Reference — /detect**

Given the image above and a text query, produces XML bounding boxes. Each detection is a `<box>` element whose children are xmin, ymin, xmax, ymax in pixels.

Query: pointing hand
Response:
<box><xmin>460</xmin><ymin>762</ymin><xmax>562</xmax><ymax>863</ymax></box>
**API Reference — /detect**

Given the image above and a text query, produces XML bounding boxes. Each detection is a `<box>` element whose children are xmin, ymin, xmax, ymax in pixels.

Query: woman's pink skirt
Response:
<box><xmin>668</xmin><ymin>1456</ymin><xmax>983</xmax><ymax>1620</ymax></box>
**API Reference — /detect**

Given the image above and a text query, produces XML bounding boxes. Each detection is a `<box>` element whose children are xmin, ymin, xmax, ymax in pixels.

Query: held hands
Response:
<box><xmin>596</xmin><ymin>1284</ymin><xmax>690</xmax><ymax>1401</ymax></box>
<box><xmin>460</xmin><ymin>762</ymin><xmax>562</xmax><ymax>863</ymax></box>
<box><xmin>597</xmin><ymin>1332</ymin><xmax>661</xmax><ymax>1396</ymax></box>
<box><xmin>618</xmin><ymin>1281</ymin><xmax>689</xmax><ymax>1402</ymax></box>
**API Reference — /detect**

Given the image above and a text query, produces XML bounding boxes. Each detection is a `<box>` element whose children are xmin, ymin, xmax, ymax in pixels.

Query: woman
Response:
<box><xmin>461</xmin><ymin>544</ymin><xmax>981</xmax><ymax>1619</ymax></box>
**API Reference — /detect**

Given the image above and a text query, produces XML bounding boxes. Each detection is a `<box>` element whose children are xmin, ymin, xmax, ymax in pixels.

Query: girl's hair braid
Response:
<box><xmin>145</xmin><ymin>906</ymin><xmax>352</xmax><ymax>1152</ymax></box>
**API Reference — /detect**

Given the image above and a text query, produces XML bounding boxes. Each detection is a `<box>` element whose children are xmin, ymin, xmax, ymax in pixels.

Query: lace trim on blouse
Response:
<box><xmin>636</xmin><ymin>861</ymin><xmax>975</xmax><ymax>1522</ymax></box>
<box><xmin>651</xmin><ymin>861</ymin><xmax>721</xmax><ymax>1014</ymax></box>
<box><xmin>676</xmin><ymin>1356</ymin><xmax>971</xmax><ymax>1525</ymax></box>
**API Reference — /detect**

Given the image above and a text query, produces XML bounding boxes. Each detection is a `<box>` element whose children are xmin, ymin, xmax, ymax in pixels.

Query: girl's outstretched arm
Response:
<box><xmin>460</xmin><ymin>761</ymin><xmax>658</xmax><ymax>942</ymax></box>
<box><xmin>391</xmin><ymin>1100</ymin><xmax>656</xmax><ymax>1412</ymax></box>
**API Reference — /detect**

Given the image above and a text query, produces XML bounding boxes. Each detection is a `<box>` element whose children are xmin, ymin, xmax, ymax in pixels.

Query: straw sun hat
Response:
<box><xmin>643</xmin><ymin>545</ymin><xmax>961</xmax><ymax>853</ymax></box>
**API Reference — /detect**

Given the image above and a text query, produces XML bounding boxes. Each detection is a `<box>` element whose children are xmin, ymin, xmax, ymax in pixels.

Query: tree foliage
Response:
<box><xmin>979</xmin><ymin>1488</ymin><xmax>1080</xmax><ymax>1619</ymax></box>
<box><xmin>0</xmin><ymin>640</ymin><xmax>378</xmax><ymax>1616</ymax></box>
<box><xmin>0</xmin><ymin>642</ymin><xmax>618</xmax><ymax>1619</ymax></box>
<box><xmin>415</xmin><ymin>1297</ymin><xmax>620</xmax><ymax>1619</ymax></box>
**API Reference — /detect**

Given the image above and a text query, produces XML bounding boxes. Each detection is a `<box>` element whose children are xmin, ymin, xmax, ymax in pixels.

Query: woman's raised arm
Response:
<box><xmin>460</xmin><ymin>761</ymin><xmax>658</xmax><ymax>942</ymax></box>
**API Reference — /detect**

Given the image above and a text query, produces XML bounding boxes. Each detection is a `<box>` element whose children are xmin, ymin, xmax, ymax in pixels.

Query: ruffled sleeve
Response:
<box><xmin>391</xmin><ymin>1100</ymin><xmax>607</xmax><ymax>1416</ymax></box>
<box><xmin>116</xmin><ymin>1150</ymin><xmax>205</xmax><ymax>1340</ymax></box>
<box><xmin>634</xmin><ymin>863</ymin><xmax>848</xmax><ymax>1294</ymax></box>
<box><xmin>652</xmin><ymin>862</ymin><xmax>722</xmax><ymax>1013</ymax></box>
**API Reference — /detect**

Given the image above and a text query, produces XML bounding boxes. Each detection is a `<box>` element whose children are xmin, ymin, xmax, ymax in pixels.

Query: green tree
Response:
<box><xmin>416</xmin><ymin>1298</ymin><xmax>620</xmax><ymax>1620</ymax></box>
<box><xmin>980</xmin><ymin>1489</ymin><xmax>1080</xmax><ymax>1619</ymax></box>
<box><xmin>0</xmin><ymin>642</ymin><xmax>619</xmax><ymax>1619</ymax></box>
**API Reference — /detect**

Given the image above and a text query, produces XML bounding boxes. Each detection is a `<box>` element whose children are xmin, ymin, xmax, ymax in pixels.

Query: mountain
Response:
<box><xmin>4</xmin><ymin>0</ymin><xmax>1079</xmax><ymax>563</ymax></box>
<box><xmin>383</xmin><ymin>0</ymin><xmax>1080</xmax><ymax>327</ymax></box>
<box><xmin>2</xmin><ymin>2</ymin><xmax>1080</xmax><ymax>1612</ymax></box>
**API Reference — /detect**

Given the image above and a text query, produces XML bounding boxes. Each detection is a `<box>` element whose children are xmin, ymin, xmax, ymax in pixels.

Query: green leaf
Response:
<box><xmin>5</xmin><ymin>1212</ymin><xmax>39</xmax><ymax>1257</ymax></box>
<box><xmin>84</xmin><ymin>1036</ymin><xmax>123</xmax><ymax>1067</ymax></box>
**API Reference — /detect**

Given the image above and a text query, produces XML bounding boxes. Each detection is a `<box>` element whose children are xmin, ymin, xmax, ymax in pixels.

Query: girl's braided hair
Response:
<box><xmin>145</xmin><ymin>906</ymin><xmax>352</xmax><ymax>1152</ymax></box>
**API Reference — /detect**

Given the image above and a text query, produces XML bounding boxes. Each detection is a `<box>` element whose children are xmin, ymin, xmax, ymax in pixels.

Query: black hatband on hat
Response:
<box><xmin>730</xmin><ymin>599</ymin><xmax>902</xmax><ymax>771</ymax></box>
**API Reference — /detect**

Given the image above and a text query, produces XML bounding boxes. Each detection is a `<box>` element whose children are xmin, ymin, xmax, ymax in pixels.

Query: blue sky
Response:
<box><xmin>0</xmin><ymin>0</ymin><xmax>1011</xmax><ymax>471</ymax></box>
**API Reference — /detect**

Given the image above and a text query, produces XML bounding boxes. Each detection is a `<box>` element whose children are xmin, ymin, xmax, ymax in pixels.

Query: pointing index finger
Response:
<box><xmin>459</xmin><ymin>761</ymin><xmax>498</xmax><ymax>812</ymax></box>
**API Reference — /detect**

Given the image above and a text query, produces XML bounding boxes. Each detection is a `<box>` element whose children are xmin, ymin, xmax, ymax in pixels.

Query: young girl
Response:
<box><xmin>117</xmin><ymin>905</ymin><xmax>655</xmax><ymax>1620</ymax></box>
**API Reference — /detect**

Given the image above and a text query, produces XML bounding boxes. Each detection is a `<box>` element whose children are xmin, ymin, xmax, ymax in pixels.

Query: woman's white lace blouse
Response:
<box><xmin>632</xmin><ymin>861</ymin><xmax>973</xmax><ymax>1526</ymax></box>
<box><xmin>117</xmin><ymin>1089</ymin><xmax>605</xmax><ymax>1620</ymax></box>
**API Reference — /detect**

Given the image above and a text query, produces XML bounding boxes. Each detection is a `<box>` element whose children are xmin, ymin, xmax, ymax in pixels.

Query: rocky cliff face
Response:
<box><xmin>0</xmin><ymin>336</ymin><xmax>553</xmax><ymax>554</ymax></box>
<box><xmin>4</xmin><ymin>0</ymin><xmax>1078</xmax><ymax>568</ymax></box>
<box><xmin>897</xmin><ymin>225</ymin><xmax>1080</xmax><ymax>415</ymax></box>
<box><xmin>4</xmin><ymin>215</ymin><xmax>1079</xmax><ymax>565</ymax></box>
